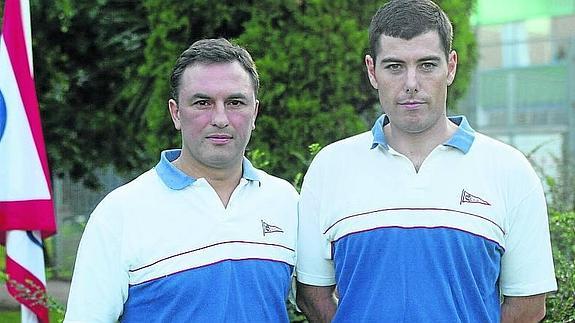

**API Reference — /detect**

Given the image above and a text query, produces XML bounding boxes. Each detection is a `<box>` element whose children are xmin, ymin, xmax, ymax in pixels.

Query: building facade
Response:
<box><xmin>458</xmin><ymin>0</ymin><xmax>575</xmax><ymax>195</ymax></box>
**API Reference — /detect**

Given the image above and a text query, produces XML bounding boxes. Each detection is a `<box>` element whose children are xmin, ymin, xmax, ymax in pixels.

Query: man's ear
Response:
<box><xmin>252</xmin><ymin>100</ymin><xmax>259</xmax><ymax>130</ymax></box>
<box><xmin>447</xmin><ymin>50</ymin><xmax>458</xmax><ymax>86</ymax></box>
<box><xmin>168</xmin><ymin>98</ymin><xmax>181</xmax><ymax>130</ymax></box>
<box><xmin>365</xmin><ymin>55</ymin><xmax>379</xmax><ymax>90</ymax></box>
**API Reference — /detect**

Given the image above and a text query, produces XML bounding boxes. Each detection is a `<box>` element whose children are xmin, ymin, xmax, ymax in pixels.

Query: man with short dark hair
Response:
<box><xmin>295</xmin><ymin>1</ymin><xmax>557</xmax><ymax>322</ymax></box>
<box><xmin>65</xmin><ymin>38</ymin><xmax>298</xmax><ymax>322</ymax></box>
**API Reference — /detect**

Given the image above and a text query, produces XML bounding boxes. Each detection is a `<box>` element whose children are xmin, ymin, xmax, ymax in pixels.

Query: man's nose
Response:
<box><xmin>211</xmin><ymin>102</ymin><xmax>229</xmax><ymax>128</ymax></box>
<box><xmin>404</xmin><ymin>68</ymin><xmax>419</xmax><ymax>94</ymax></box>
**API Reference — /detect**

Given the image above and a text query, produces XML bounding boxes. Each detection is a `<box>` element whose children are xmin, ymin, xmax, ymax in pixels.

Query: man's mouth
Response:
<box><xmin>398</xmin><ymin>100</ymin><xmax>425</xmax><ymax>109</ymax></box>
<box><xmin>206</xmin><ymin>134</ymin><xmax>233</xmax><ymax>144</ymax></box>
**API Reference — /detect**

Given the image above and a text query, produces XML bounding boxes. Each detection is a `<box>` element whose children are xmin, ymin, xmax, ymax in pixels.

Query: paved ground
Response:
<box><xmin>0</xmin><ymin>280</ymin><xmax>70</xmax><ymax>309</ymax></box>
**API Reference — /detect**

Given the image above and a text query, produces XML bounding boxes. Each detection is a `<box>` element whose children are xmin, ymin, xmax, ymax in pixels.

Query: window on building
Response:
<box><xmin>476</xmin><ymin>17</ymin><xmax>556</xmax><ymax>69</ymax></box>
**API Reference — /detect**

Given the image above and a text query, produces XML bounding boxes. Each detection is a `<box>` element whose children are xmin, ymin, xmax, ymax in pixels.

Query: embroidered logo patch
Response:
<box><xmin>261</xmin><ymin>220</ymin><xmax>284</xmax><ymax>236</ymax></box>
<box><xmin>460</xmin><ymin>189</ymin><xmax>491</xmax><ymax>206</ymax></box>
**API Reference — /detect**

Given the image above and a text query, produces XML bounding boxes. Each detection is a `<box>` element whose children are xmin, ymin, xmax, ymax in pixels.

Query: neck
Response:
<box><xmin>385</xmin><ymin>117</ymin><xmax>457</xmax><ymax>171</ymax></box>
<box><xmin>172</xmin><ymin>154</ymin><xmax>243</xmax><ymax>207</ymax></box>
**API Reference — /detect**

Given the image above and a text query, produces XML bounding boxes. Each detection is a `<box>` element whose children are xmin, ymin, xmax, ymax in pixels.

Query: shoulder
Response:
<box><xmin>103</xmin><ymin>169</ymin><xmax>160</xmax><ymax>201</ymax></box>
<box><xmin>472</xmin><ymin>133</ymin><xmax>522</xmax><ymax>155</ymax></box>
<box><xmin>470</xmin><ymin>133</ymin><xmax>543</xmax><ymax>190</ymax></box>
<box><xmin>319</xmin><ymin>131</ymin><xmax>372</xmax><ymax>157</ymax></box>
<box><xmin>254</xmin><ymin>169</ymin><xmax>299</xmax><ymax>200</ymax></box>
<box><xmin>471</xmin><ymin>133</ymin><xmax>535</xmax><ymax>170</ymax></box>
<box><xmin>305</xmin><ymin>131</ymin><xmax>372</xmax><ymax>176</ymax></box>
<box><xmin>311</xmin><ymin>131</ymin><xmax>372</xmax><ymax>168</ymax></box>
<box><xmin>89</xmin><ymin>169</ymin><xmax>160</xmax><ymax>219</ymax></box>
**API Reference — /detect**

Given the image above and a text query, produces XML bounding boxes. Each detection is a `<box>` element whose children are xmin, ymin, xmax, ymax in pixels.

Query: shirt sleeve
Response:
<box><xmin>499</xmin><ymin>164</ymin><xmax>557</xmax><ymax>296</ymax></box>
<box><xmin>64</xmin><ymin>197</ymin><xmax>128</xmax><ymax>322</ymax></box>
<box><xmin>296</xmin><ymin>161</ymin><xmax>336</xmax><ymax>286</ymax></box>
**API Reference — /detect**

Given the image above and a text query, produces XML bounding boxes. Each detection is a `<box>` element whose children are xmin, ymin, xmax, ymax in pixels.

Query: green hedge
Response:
<box><xmin>546</xmin><ymin>210</ymin><xmax>575</xmax><ymax>322</ymax></box>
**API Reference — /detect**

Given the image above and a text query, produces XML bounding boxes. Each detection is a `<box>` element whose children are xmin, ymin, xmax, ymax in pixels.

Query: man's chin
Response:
<box><xmin>203</xmin><ymin>153</ymin><xmax>244</xmax><ymax>170</ymax></box>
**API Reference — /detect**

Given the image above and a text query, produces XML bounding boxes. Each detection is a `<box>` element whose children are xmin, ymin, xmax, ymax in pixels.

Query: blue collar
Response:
<box><xmin>370</xmin><ymin>115</ymin><xmax>475</xmax><ymax>154</ymax></box>
<box><xmin>155</xmin><ymin>149</ymin><xmax>261</xmax><ymax>190</ymax></box>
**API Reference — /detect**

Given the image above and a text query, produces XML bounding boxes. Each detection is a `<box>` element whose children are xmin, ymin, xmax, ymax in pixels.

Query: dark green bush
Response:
<box><xmin>546</xmin><ymin>210</ymin><xmax>575</xmax><ymax>322</ymax></box>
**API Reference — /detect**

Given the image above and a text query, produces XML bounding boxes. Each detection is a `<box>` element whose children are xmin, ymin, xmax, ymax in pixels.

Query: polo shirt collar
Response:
<box><xmin>444</xmin><ymin>116</ymin><xmax>475</xmax><ymax>153</ymax></box>
<box><xmin>155</xmin><ymin>149</ymin><xmax>261</xmax><ymax>190</ymax></box>
<box><xmin>371</xmin><ymin>115</ymin><xmax>390</xmax><ymax>150</ymax></box>
<box><xmin>370</xmin><ymin>114</ymin><xmax>475</xmax><ymax>154</ymax></box>
<box><xmin>242</xmin><ymin>158</ymin><xmax>260</xmax><ymax>181</ymax></box>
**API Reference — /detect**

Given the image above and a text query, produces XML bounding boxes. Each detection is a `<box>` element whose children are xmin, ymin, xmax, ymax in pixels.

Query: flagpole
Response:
<box><xmin>20</xmin><ymin>0</ymin><xmax>32</xmax><ymax>76</ymax></box>
<box><xmin>18</xmin><ymin>5</ymin><xmax>41</xmax><ymax>321</ymax></box>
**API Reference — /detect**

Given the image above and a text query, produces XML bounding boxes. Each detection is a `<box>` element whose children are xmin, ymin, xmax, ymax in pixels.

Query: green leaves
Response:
<box><xmin>546</xmin><ymin>210</ymin><xmax>575</xmax><ymax>322</ymax></box>
<box><xmin>236</xmin><ymin>1</ymin><xmax>370</xmax><ymax>180</ymax></box>
<box><xmin>440</xmin><ymin>0</ymin><xmax>478</xmax><ymax>110</ymax></box>
<box><xmin>30</xmin><ymin>0</ymin><xmax>150</xmax><ymax>187</ymax></box>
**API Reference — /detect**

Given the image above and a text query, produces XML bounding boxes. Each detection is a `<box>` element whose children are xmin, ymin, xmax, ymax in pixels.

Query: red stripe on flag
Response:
<box><xmin>2</xmin><ymin>0</ymin><xmax>53</xmax><ymax>193</ymax></box>
<box><xmin>0</xmin><ymin>200</ymin><xmax>57</xmax><ymax>244</ymax></box>
<box><xmin>5</xmin><ymin>256</ymin><xmax>49</xmax><ymax>323</ymax></box>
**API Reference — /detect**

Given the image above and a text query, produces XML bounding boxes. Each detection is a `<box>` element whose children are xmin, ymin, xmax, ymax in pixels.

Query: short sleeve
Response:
<box><xmin>296</xmin><ymin>162</ymin><xmax>336</xmax><ymax>286</ymax></box>
<box><xmin>64</xmin><ymin>197</ymin><xmax>129</xmax><ymax>322</ymax></box>
<box><xmin>499</xmin><ymin>168</ymin><xmax>557</xmax><ymax>296</ymax></box>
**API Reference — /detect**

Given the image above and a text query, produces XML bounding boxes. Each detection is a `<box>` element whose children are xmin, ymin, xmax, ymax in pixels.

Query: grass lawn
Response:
<box><xmin>0</xmin><ymin>310</ymin><xmax>64</xmax><ymax>322</ymax></box>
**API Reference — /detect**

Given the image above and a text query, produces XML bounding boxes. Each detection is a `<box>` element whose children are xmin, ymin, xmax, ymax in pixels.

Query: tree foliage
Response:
<box><xmin>441</xmin><ymin>0</ymin><xmax>477</xmax><ymax>108</ymax></box>
<box><xmin>237</xmin><ymin>0</ymin><xmax>373</xmax><ymax>181</ymax></box>
<box><xmin>29</xmin><ymin>0</ymin><xmax>150</xmax><ymax>187</ymax></box>
<box><xmin>4</xmin><ymin>0</ymin><xmax>476</xmax><ymax>185</ymax></box>
<box><xmin>137</xmin><ymin>0</ymin><xmax>254</xmax><ymax>159</ymax></box>
<box><xmin>546</xmin><ymin>210</ymin><xmax>575</xmax><ymax>322</ymax></box>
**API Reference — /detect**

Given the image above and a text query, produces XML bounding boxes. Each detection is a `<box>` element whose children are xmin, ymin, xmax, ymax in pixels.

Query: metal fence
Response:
<box><xmin>51</xmin><ymin>168</ymin><xmax>134</xmax><ymax>277</ymax></box>
<box><xmin>458</xmin><ymin>37</ymin><xmax>575</xmax><ymax>173</ymax></box>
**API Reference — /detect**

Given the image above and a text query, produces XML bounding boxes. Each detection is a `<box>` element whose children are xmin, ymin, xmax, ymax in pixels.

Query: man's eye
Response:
<box><xmin>421</xmin><ymin>62</ymin><xmax>437</xmax><ymax>71</ymax></box>
<box><xmin>386</xmin><ymin>64</ymin><xmax>402</xmax><ymax>72</ymax></box>
<box><xmin>228</xmin><ymin>100</ymin><xmax>245</xmax><ymax>107</ymax></box>
<box><xmin>193</xmin><ymin>100</ymin><xmax>211</xmax><ymax>108</ymax></box>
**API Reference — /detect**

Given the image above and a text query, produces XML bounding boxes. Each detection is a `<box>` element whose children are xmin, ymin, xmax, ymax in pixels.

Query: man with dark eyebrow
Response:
<box><xmin>64</xmin><ymin>38</ymin><xmax>298</xmax><ymax>322</ymax></box>
<box><xmin>295</xmin><ymin>0</ymin><xmax>557</xmax><ymax>322</ymax></box>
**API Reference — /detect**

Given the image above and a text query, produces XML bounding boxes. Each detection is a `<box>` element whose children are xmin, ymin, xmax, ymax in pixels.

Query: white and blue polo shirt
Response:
<box><xmin>65</xmin><ymin>150</ymin><xmax>298</xmax><ymax>322</ymax></box>
<box><xmin>297</xmin><ymin>115</ymin><xmax>557</xmax><ymax>322</ymax></box>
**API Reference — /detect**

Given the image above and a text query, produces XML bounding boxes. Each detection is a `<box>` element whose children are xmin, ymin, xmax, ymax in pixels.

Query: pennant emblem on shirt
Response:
<box><xmin>460</xmin><ymin>189</ymin><xmax>491</xmax><ymax>206</ymax></box>
<box><xmin>261</xmin><ymin>220</ymin><xmax>284</xmax><ymax>236</ymax></box>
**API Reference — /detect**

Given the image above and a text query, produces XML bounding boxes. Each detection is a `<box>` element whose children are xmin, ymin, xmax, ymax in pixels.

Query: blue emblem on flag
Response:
<box><xmin>0</xmin><ymin>90</ymin><xmax>6</xmax><ymax>141</ymax></box>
